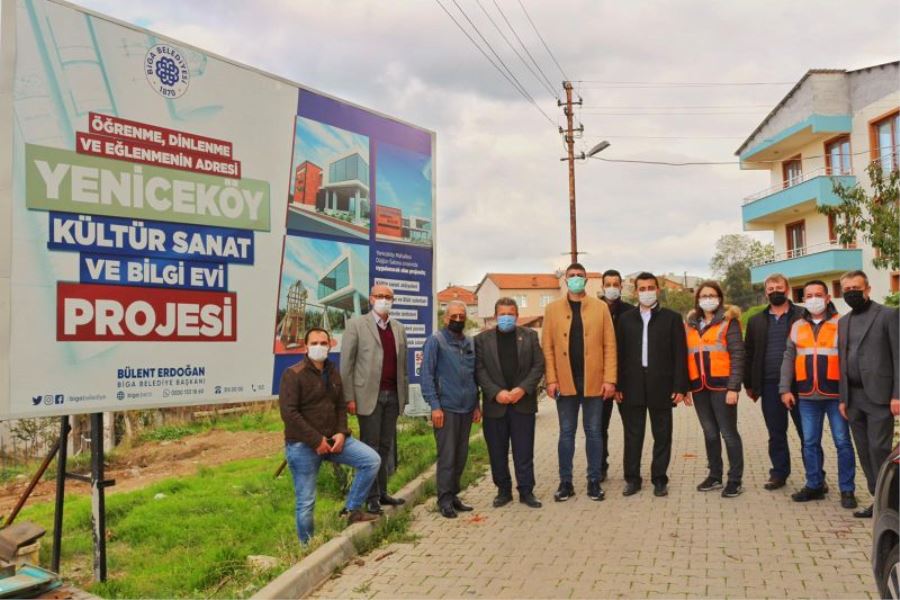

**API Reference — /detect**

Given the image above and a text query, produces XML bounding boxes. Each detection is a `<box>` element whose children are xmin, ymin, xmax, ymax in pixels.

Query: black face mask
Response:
<box><xmin>843</xmin><ymin>289</ymin><xmax>868</xmax><ymax>311</ymax></box>
<box><xmin>768</xmin><ymin>291</ymin><xmax>788</xmax><ymax>307</ymax></box>
<box><xmin>447</xmin><ymin>320</ymin><xmax>465</xmax><ymax>334</ymax></box>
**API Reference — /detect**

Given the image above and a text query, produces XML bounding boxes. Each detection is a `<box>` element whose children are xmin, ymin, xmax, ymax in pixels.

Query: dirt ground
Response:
<box><xmin>0</xmin><ymin>429</ymin><xmax>284</xmax><ymax>515</ymax></box>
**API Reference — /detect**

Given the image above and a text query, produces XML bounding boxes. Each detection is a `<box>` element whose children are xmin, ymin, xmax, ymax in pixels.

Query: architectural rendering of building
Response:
<box><xmin>737</xmin><ymin>61</ymin><xmax>899</xmax><ymax>307</ymax></box>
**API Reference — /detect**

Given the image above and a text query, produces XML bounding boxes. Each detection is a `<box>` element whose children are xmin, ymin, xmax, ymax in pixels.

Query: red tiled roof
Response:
<box><xmin>437</xmin><ymin>286</ymin><xmax>477</xmax><ymax>304</ymax></box>
<box><xmin>481</xmin><ymin>273</ymin><xmax>560</xmax><ymax>290</ymax></box>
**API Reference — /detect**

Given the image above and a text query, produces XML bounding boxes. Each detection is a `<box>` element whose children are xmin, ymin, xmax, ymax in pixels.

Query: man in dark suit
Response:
<box><xmin>475</xmin><ymin>297</ymin><xmax>545</xmax><ymax>508</ymax></box>
<box><xmin>837</xmin><ymin>270</ymin><xmax>899</xmax><ymax>518</ymax></box>
<box><xmin>598</xmin><ymin>269</ymin><xmax>636</xmax><ymax>482</ymax></box>
<box><xmin>615</xmin><ymin>272</ymin><xmax>689</xmax><ymax>497</ymax></box>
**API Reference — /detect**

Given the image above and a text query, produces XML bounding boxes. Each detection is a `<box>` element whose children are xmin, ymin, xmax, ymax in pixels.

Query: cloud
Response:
<box><xmin>77</xmin><ymin>0</ymin><xmax>900</xmax><ymax>289</ymax></box>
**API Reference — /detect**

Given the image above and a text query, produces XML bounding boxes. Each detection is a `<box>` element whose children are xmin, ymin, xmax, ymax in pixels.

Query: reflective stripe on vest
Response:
<box><xmin>790</xmin><ymin>315</ymin><xmax>840</xmax><ymax>398</ymax></box>
<box><xmin>686</xmin><ymin>320</ymin><xmax>732</xmax><ymax>392</ymax></box>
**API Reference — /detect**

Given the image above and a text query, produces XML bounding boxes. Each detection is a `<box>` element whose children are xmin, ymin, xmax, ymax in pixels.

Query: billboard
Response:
<box><xmin>0</xmin><ymin>0</ymin><xmax>436</xmax><ymax>419</ymax></box>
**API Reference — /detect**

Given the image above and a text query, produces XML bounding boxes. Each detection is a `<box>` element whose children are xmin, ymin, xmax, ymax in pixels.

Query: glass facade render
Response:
<box><xmin>329</xmin><ymin>153</ymin><xmax>369</xmax><ymax>185</ymax></box>
<box><xmin>318</xmin><ymin>258</ymin><xmax>350</xmax><ymax>299</ymax></box>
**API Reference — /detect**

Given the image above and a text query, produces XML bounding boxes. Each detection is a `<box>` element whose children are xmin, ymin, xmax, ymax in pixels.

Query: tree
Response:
<box><xmin>709</xmin><ymin>234</ymin><xmax>774</xmax><ymax>310</ymax></box>
<box><xmin>819</xmin><ymin>160</ymin><xmax>899</xmax><ymax>271</ymax></box>
<box><xmin>659</xmin><ymin>288</ymin><xmax>694</xmax><ymax>317</ymax></box>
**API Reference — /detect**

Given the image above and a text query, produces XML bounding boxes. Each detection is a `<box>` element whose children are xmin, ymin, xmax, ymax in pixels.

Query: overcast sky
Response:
<box><xmin>76</xmin><ymin>0</ymin><xmax>900</xmax><ymax>288</ymax></box>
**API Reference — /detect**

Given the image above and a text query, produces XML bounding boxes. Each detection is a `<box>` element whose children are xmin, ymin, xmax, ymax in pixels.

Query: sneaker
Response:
<box><xmin>791</xmin><ymin>486</ymin><xmax>826</xmax><ymax>502</ymax></box>
<box><xmin>840</xmin><ymin>491</ymin><xmax>858</xmax><ymax>509</ymax></box>
<box><xmin>553</xmin><ymin>481</ymin><xmax>575</xmax><ymax>502</ymax></box>
<box><xmin>696</xmin><ymin>477</ymin><xmax>723</xmax><ymax>492</ymax></box>
<box><xmin>587</xmin><ymin>480</ymin><xmax>605</xmax><ymax>501</ymax></box>
<box><xmin>722</xmin><ymin>481</ymin><xmax>743</xmax><ymax>498</ymax></box>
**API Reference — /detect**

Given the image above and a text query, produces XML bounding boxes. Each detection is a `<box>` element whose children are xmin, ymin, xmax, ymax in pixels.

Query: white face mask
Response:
<box><xmin>603</xmin><ymin>287</ymin><xmax>621</xmax><ymax>301</ymax></box>
<box><xmin>373</xmin><ymin>299</ymin><xmax>392</xmax><ymax>315</ymax></box>
<box><xmin>804</xmin><ymin>297</ymin><xmax>826</xmax><ymax>315</ymax></box>
<box><xmin>307</xmin><ymin>344</ymin><xmax>329</xmax><ymax>362</ymax></box>
<box><xmin>638</xmin><ymin>291</ymin><xmax>658</xmax><ymax>307</ymax></box>
<box><xmin>699</xmin><ymin>298</ymin><xmax>720</xmax><ymax>313</ymax></box>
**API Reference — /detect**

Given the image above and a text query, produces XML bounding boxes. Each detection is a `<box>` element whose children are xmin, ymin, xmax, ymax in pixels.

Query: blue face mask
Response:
<box><xmin>497</xmin><ymin>314</ymin><xmax>517</xmax><ymax>332</ymax></box>
<box><xmin>567</xmin><ymin>275</ymin><xmax>586</xmax><ymax>294</ymax></box>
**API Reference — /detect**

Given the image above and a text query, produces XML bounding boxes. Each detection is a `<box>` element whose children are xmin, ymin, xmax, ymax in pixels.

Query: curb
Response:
<box><xmin>252</xmin><ymin>462</ymin><xmax>438</xmax><ymax>600</ymax></box>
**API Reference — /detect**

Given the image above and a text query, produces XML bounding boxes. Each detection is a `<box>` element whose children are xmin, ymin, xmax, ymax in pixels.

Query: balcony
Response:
<box><xmin>742</xmin><ymin>167</ymin><xmax>856</xmax><ymax>230</ymax></box>
<box><xmin>739</xmin><ymin>114</ymin><xmax>852</xmax><ymax>164</ymax></box>
<box><xmin>750</xmin><ymin>241</ymin><xmax>863</xmax><ymax>284</ymax></box>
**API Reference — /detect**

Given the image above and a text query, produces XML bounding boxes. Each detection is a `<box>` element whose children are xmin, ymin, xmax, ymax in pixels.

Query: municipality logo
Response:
<box><xmin>145</xmin><ymin>44</ymin><xmax>190</xmax><ymax>99</ymax></box>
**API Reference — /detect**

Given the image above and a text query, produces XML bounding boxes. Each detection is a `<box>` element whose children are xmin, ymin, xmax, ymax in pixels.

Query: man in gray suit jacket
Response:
<box><xmin>837</xmin><ymin>270</ymin><xmax>899</xmax><ymax>518</ymax></box>
<box><xmin>475</xmin><ymin>297</ymin><xmax>545</xmax><ymax>509</ymax></box>
<box><xmin>340</xmin><ymin>284</ymin><xmax>409</xmax><ymax>514</ymax></box>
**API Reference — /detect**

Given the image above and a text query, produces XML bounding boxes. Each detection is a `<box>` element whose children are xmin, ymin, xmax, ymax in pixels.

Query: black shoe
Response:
<box><xmin>587</xmin><ymin>480</ymin><xmax>605</xmax><ymax>501</ymax></box>
<box><xmin>853</xmin><ymin>504</ymin><xmax>873</xmax><ymax>518</ymax></box>
<box><xmin>653</xmin><ymin>482</ymin><xmax>668</xmax><ymax>497</ymax></box>
<box><xmin>599</xmin><ymin>470</ymin><xmax>608</xmax><ymax>483</ymax></box>
<box><xmin>764</xmin><ymin>477</ymin><xmax>786</xmax><ymax>490</ymax></box>
<box><xmin>822</xmin><ymin>481</ymin><xmax>830</xmax><ymax>494</ymax></box>
<box><xmin>791</xmin><ymin>486</ymin><xmax>826</xmax><ymax>502</ymax></box>
<box><xmin>840</xmin><ymin>491</ymin><xmax>858</xmax><ymax>509</ymax></box>
<box><xmin>439</xmin><ymin>504</ymin><xmax>457</xmax><ymax>519</ymax></box>
<box><xmin>722</xmin><ymin>481</ymin><xmax>743</xmax><ymax>498</ymax></box>
<box><xmin>451</xmin><ymin>497</ymin><xmax>473</xmax><ymax>512</ymax></box>
<box><xmin>697</xmin><ymin>477</ymin><xmax>723</xmax><ymax>492</ymax></box>
<box><xmin>493</xmin><ymin>491</ymin><xmax>513</xmax><ymax>508</ymax></box>
<box><xmin>519</xmin><ymin>492</ymin><xmax>542</xmax><ymax>508</ymax></box>
<box><xmin>623</xmin><ymin>482</ymin><xmax>641</xmax><ymax>496</ymax></box>
<box><xmin>366</xmin><ymin>498</ymin><xmax>384</xmax><ymax>514</ymax></box>
<box><xmin>379</xmin><ymin>494</ymin><xmax>406</xmax><ymax>506</ymax></box>
<box><xmin>554</xmin><ymin>481</ymin><xmax>575</xmax><ymax>502</ymax></box>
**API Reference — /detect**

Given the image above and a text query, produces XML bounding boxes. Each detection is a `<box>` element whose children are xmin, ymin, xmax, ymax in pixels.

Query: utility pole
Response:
<box><xmin>559</xmin><ymin>81</ymin><xmax>583</xmax><ymax>265</ymax></box>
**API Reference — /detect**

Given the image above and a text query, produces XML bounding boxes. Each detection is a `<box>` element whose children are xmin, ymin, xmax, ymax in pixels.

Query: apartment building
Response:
<box><xmin>436</xmin><ymin>285</ymin><xmax>479</xmax><ymax>321</ymax></box>
<box><xmin>737</xmin><ymin>61</ymin><xmax>899</xmax><ymax>308</ymax></box>
<box><xmin>475</xmin><ymin>273</ymin><xmax>561</xmax><ymax>328</ymax></box>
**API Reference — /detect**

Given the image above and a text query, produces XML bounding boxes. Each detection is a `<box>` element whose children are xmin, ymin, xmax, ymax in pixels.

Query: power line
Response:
<box><xmin>517</xmin><ymin>0</ymin><xmax>569</xmax><ymax>82</ymax></box>
<box><xmin>491</xmin><ymin>0</ymin><xmax>559</xmax><ymax>99</ymax></box>
<box><xmin>580</xmin><ymin>111</ymin><xmax>767</xmax><ymax>116</ymax></box>
<box><xmin>581</xmin><ymin>104</ymin><xmax>774</xmax><ymax>109</ymax></box>
<box><xmin>588</xmin><ymin>147</ymin><xmax>875</xmax><ymax>167</ymax></box>
<box><xmin>573</xmin><ymin>80</ymin><xmax>795</xmax><ymax>87</ymax></box>
<box><xmin>434</xmin><ymin>0</ymin><xmax>555</xmax><ymax>126</ymax></box>
<box><xmin>600</xmin><ymin>135</ymin><xmax>746</xmax><ymax>140</ymax></box>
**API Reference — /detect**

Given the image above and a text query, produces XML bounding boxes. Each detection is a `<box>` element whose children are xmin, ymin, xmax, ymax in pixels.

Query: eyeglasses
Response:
<box><xmin>372</xmin><ymin>293</ymin><xmax>394</xmax><ymax>300</ymax></box>
<box><xmin>448</xmin><ymin>315</ymin><xmax>467</xmax><ymax>322</ymax></box>
<box><xmin>698</xmin><ymin>295</ymin><xmax>719</xmax><ymax>300</ymax></box>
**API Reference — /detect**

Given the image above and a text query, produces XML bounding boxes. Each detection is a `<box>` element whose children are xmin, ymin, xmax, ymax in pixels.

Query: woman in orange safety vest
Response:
<box><xmin>685</xmin><ymin>281</ymin><xmax>745</xmax><ymax>498</ymax></box>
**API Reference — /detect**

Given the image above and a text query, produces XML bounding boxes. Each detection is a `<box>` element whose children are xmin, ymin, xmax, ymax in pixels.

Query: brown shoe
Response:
<box><xmin>347</xmin><ymin>509</ymin><xmax>379</xmax><ymax>525</ymax></box>
<box><xmin>764</xmin><ymin>477</ymin><xmax>786</xmax><ymax>490</ymax></box>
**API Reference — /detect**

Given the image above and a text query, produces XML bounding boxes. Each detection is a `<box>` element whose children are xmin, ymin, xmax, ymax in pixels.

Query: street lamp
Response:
<box><xmin>587</xmin><ymin>140</ymin><xmax>610</xmax><ymax>158</ymax></box>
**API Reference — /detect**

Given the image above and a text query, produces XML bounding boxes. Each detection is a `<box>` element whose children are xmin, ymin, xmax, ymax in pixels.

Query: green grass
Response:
<box><xmin>17</xmin><ymin>414</ymin><xmax>440</xmax><ymax>599</ymax></box>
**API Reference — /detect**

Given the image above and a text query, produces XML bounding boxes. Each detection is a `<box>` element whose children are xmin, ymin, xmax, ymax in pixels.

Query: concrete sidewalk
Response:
<box><xmin>312</xmin><ymin>396</ymin><xmax>877</xmax><ymax>599</ymax></box>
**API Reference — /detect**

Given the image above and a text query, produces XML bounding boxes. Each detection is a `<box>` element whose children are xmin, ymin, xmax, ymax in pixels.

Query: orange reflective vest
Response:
<box><xmin>790</xmin><ymin>315</ymin><xmax>840</xmax><ymax>398</ymax></box>
<box><xmin>686</xmin><ymin>320</ymin><xmax>734</xmax><ymax>392</ymax></box>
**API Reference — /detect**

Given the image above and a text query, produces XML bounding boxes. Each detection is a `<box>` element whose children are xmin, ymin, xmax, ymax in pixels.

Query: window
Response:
<box><xmin>791</xmin><ymin>286</ymin><xmax>804</xmax><ymax>303</ymax></box>
<box><xmin>832</xmin><ymin>280</ymin><xmax>843</xmax><ymax>299</ymax></box>
<box><xmin>871</xmin><ymin>111</ymin><xmax>899</xmax><ymax>171</ymax></box>
<box><xmin>827</xmin><ymin>213</ymin><xmax>837</xmax><ymax>243</ymax></box>
<box><xmin>786</xmin><ymin>220</ymin><xmax>805</xmax><ymax>257</ymax></box>
<box><xmin>782</xmin><ymin>156</ymin><xmax>802</xmax><ymax>188</ymax></box>
<box><xmin>512</xmin><ymin>294</ymin><xmax>528</xmax><ymax>308</ymax></box>
<box><xmin>891</xmin><ymin>272</ymin><xmax>900</xmax><ymax>293</ymax></box>
<box><xmin>318</xmin><ymin>259</ymin><xmax>349</xmax><ymax>298</ymax></box>
<box><xmin>539</xmin><ymin>294</ymin><xmax>554</xmax><ymax>308</ymax></box>
<box><xmin>825</xmin><ymin>136</ymin><xmax>851</xmax><ymax>175</ymax></box>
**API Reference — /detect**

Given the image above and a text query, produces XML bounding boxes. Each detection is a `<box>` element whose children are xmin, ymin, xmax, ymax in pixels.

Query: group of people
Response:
<box><xmin>278</xmin><ymin>267</ymin><xmax>897</xmax><ymax>543</ymax></box>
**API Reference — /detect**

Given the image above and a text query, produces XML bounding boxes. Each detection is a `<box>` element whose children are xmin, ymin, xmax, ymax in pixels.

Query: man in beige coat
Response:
<box><xmin>542</xmin><ymin>263</ymin><xmax>617</xmax><ymax>503</ymax></box>
<box><xmin>340</xmin><ymin>284</ymin><xmax>409</xmax><ymax>514</ymax></box>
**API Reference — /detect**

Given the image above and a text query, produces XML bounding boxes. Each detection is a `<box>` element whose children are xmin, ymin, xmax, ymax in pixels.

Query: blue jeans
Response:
<box><xmin>798</xmin><ymin>399</ymin><xmax>855</xmax><ymax>492</ymax></box>
<box><xmin>557</xmin><ymin>391</ymin><xmax>604</xmax><ymax>483</ymax></box>
<box><xmin>285</xmin><ymin>437</ymin><xmax>381</xmax><ymax>544</ymax></box>
<box><xmin>761</xmin><ymin>381</ymin><xmax>821</xmax><ymax>480</ymax></box>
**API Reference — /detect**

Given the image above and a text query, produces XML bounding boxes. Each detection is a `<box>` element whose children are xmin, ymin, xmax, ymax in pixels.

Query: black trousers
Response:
<box><xmin>483</xmin><ymin>410</ymin><xmax>536</xmax><ymax>495</ymax></box>
<box><xmin>621</xmin><ymin>402</ymin><xmax>673</xmax><ymax>486</ymax></box>
<box><xmin>693</xmin><ymin>389</ymin><xmax>744</xmax><ymax>483</ymax></box>
<box><xmin>846</xmin><ymin>386</ymin><xmax>895</xmax><ymax>495</ymax></box>
<box><xmin>434</xmin><ymin>410</ymin><xmax>474</xmax><ymax>508</ymax></box>
<box><xmin>600</xmin><ymin>399</ymin><xmax>620</xmax><ymax>475</ymax></box>
<box><xmin>357</xmin><ymin>390</ymin><xmax>400</xmax><ymax>502</ymax></box>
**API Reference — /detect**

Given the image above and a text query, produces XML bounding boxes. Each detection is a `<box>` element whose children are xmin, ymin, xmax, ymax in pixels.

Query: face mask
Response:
<box><xmin>566</xmin><ymin>276</ymin><xmax>586</xmax><ymax>294</ymax></box>
<box><xmin>496</xmin><ymin>315</ymin><xmax>516</xmax><ymax>333</ymax></box>
<box><xmin>843</xmin><ymin>289</ymin><xmax>867</xmax><ymax>310</ymax></box>
<box><xmin>373</xmin><ymin>299</ymin><xmax>392</xmax><ymax>315</ymax></box>
<box><xmin>638</xmin><ymin>291</ymin><xmax>657</xmax><ymax>307</ymax></box>
<box><xmin>768</xmin><ymin>291</ymin><xmax>787</xmax><ymax>306</ymax></box>
<box><xmin>307</xmin><ymin>344</ymin><xmax>329</xmax><ymax>362</ymax></box>
<box><xmin>804</xmin><ymin>297</ymin><xmax>826</xmax><ymax>315</ymax></box>
<box><xmin>603</xmin><ymin>287</ymin><xmax>621</xmax><ymax>301</ymax></box>
<box><xmin>447</xmin><ymin>319</ymin><xmax>465</xmax><ymax>333</ymax></box>
<box><xmin>699</xmin><ymin>298</ymin><xmax>720</xmax><ymax>313</ymax></box>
